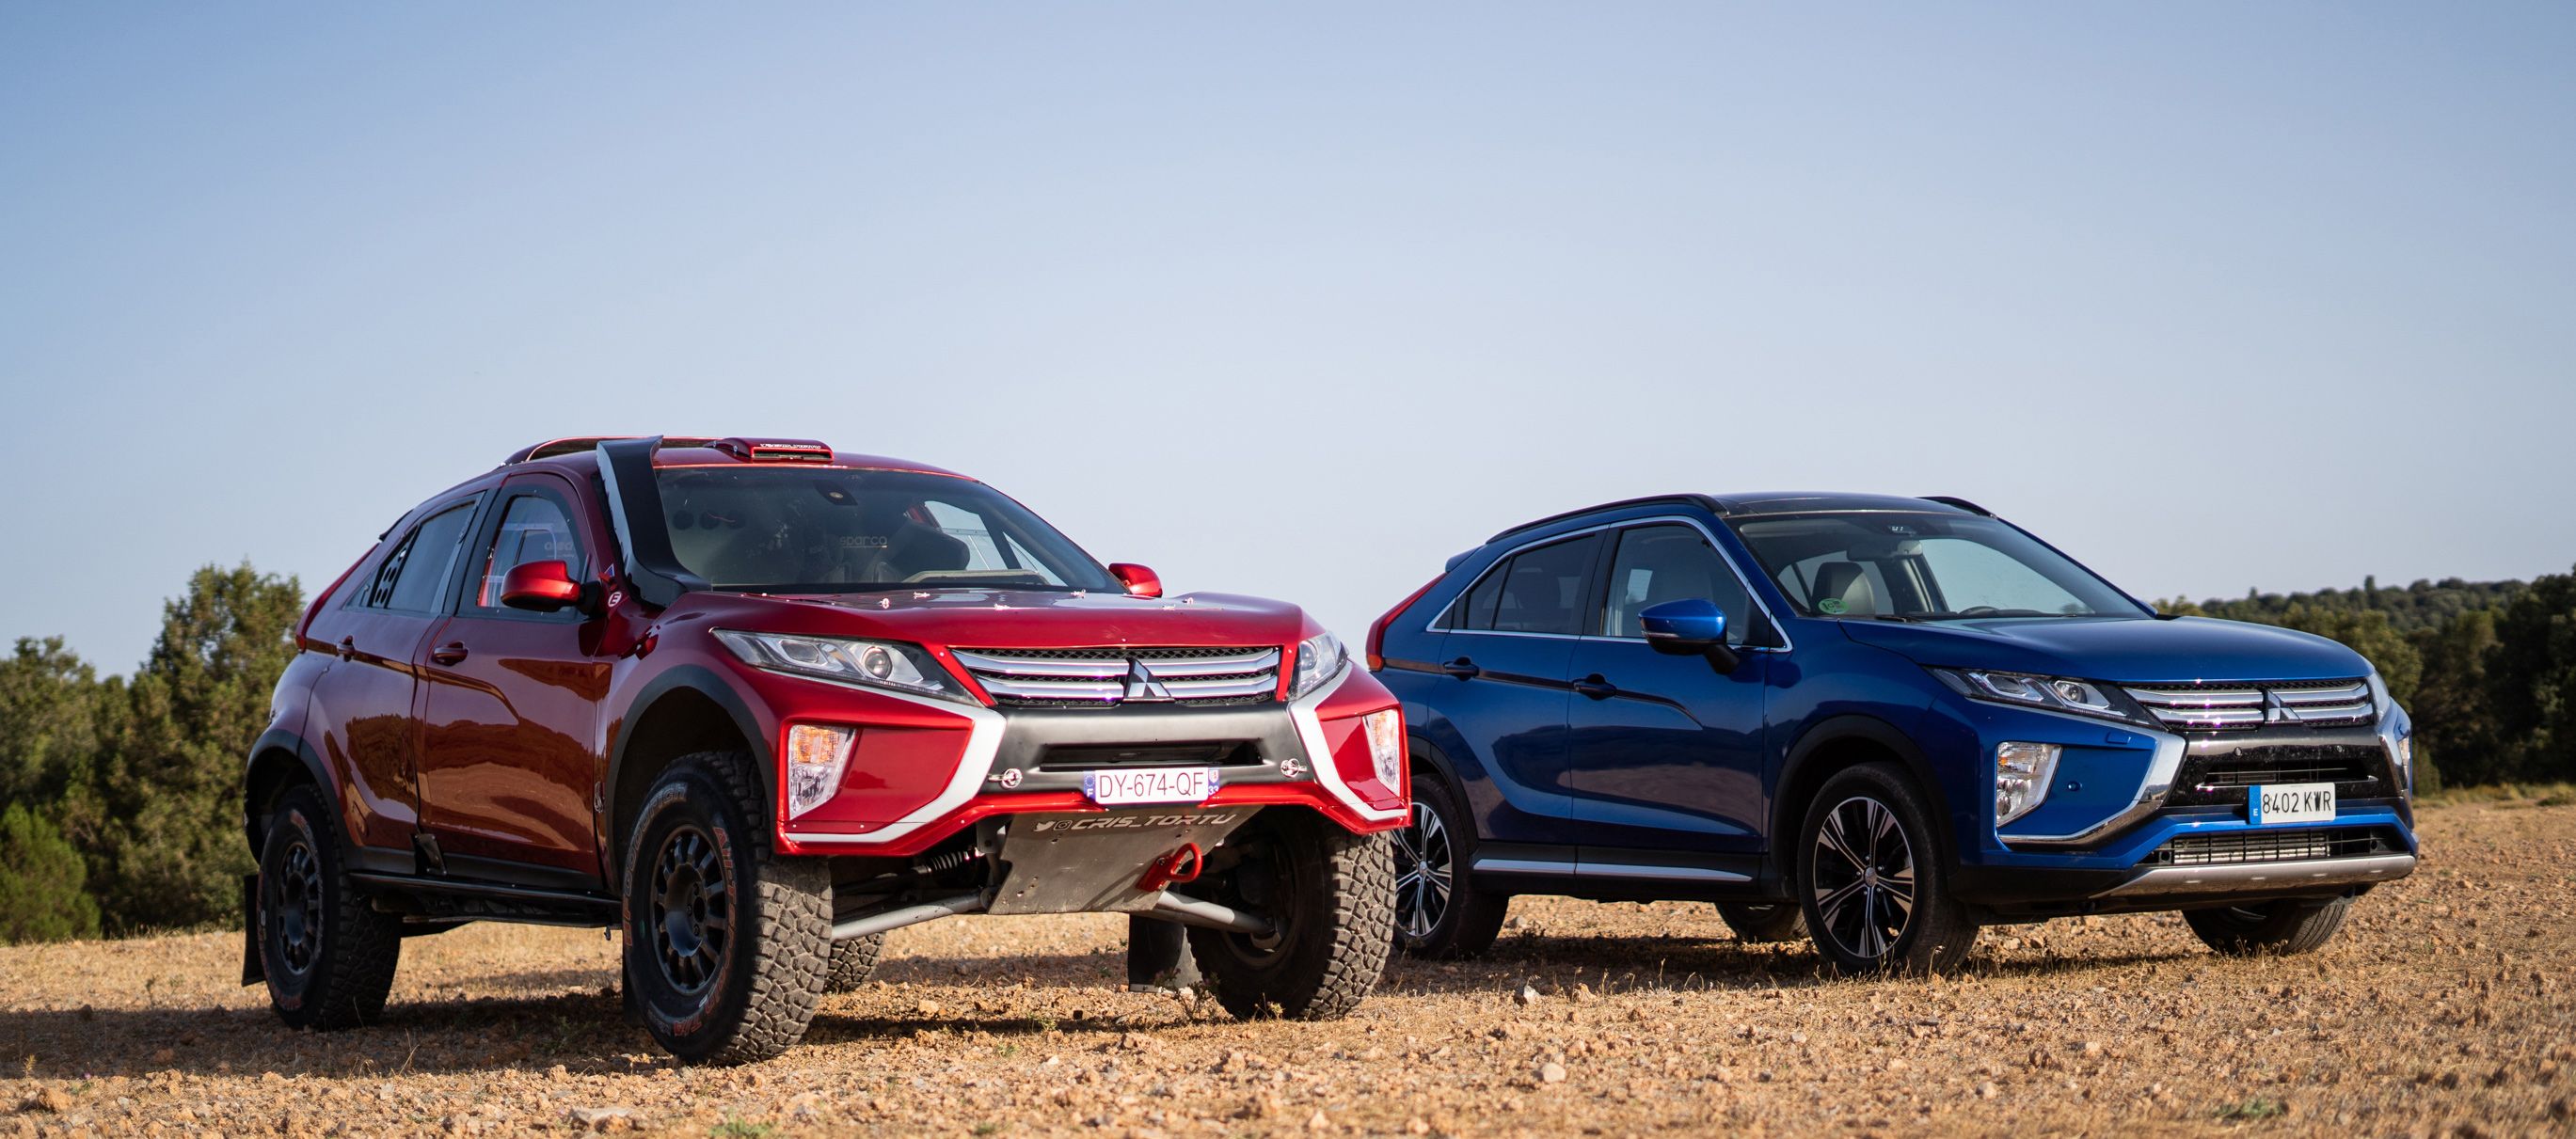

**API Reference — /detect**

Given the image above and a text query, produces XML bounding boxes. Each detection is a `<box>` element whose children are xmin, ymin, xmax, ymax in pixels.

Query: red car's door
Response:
<box><xmin>302</xmin><ymin>495</ymin><xmax>485</xmax><ymax>855</ymax></box>
<box><xmin>414</xmin><ymin>472</ymin><xmax>613</xmax><ymax>884</ymax></box>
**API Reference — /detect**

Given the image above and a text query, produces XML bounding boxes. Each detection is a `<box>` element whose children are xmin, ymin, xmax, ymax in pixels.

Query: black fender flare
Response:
<box><xmin>604</xmin><ymin>663</ymin><xmax>777</xmax><ymax>845</ymax></box>
<box><xmin>1773</xmin><ymin>714</ymin><xmax>1962</xmax><ymax>878</ymax></box>
<box><xmin>1404</xmin><ymin>733</ymin><xmax>1472</xmax><ymax>821</ymax></box>
<box><xmin>242</xmin><ymin>727</ymin><xmax>334</xmax><ymax>856</ymax></box>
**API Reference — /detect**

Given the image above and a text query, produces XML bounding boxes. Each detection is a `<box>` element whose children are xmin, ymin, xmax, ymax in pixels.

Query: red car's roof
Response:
<box><xmin>502</xmin><ymin>435</ymin><xmax>964</xmax><ymax>479</ymax></box>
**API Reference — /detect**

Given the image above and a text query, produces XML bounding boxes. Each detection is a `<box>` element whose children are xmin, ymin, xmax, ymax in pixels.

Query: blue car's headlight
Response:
<box><xmin>1929</xmin><ymin>667</ymin><xmax>2155</xmax><ymax>727</ymax></box>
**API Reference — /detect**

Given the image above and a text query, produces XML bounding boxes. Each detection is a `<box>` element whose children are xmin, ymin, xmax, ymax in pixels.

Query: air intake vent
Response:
<box><xmin>951</xmin><ymin>646</ymin><xmax>1280</xmax><ymax>708</ymax></box>
<box><xmin>2122</xmin><ymin>678</ymin><xmax>2375</xmax><ymax>731</ymax></box>
<box><xmin>2139</xmin><ymin>827</ymin><xmax>2393</xmax><ymax>866</ymax></box>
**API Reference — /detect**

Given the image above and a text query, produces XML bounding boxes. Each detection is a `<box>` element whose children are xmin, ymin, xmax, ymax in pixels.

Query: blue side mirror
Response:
<box><xmin>1639</xmin><ymin>598</ymin><xmax>1726</xmax><ymax>648</ymax></box>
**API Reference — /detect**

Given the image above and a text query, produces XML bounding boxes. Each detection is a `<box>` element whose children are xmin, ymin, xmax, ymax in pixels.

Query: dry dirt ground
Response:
<box><xmin>5</xmin><ymin>799</ymin><xmax>2573</xmax><ymax>1139</ymax></box>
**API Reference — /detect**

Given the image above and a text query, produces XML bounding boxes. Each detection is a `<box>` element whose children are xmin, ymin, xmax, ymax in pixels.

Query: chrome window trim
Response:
<box><xmin>1422</xmin><ymin>514</ymin><xmax>1793</xmax><ymax>653</ymax></box>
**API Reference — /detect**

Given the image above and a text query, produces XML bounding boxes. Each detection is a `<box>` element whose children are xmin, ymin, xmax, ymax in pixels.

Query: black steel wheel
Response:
<box><xmin>1794</xmin><ymin>764</ymin><xmax>1976</xmax><ymax>975</ymax></box>
<box><xmin>1188</xmin><ymin>809</ymin><xmax>1392</xmax><ymax>1020</ymax></box>
<box><xmin>621</xmin><ymin>751</ymin><xmax>832</xmax><ymax>1064</ymax></box>
<box><xmin>1392</xmin><ymin>777</ymin><xmax>1506</xmax><ymax>959</ymax></box>
<box><xmin>2184</xmin><ymin>897</ymin><xmax>2350</xmax><ymax>956</ymax></box>
<box><xmin>645</xmin><ymin>823</ymin><xmax>731</xmax><ymax>993</ymax></box>
<box><xmin>258</xmin><ymin>784</ymin><xmax>402</xmax><ymax>1030</ymax></box>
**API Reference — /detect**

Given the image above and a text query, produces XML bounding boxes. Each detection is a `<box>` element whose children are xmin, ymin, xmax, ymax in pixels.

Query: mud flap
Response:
<box><xmin>1126</xmin><ymin>914</ymin><xmax>1202</xmax><ymax>990</ymax></box>
<box><xmin>239</xmin><ymin>873</ymin><xmax>265</xmax><ymax>987</ymax></box>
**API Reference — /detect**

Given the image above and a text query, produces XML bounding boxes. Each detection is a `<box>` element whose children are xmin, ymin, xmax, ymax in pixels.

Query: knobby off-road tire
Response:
<box><xmin>1795</xmin><ymin>763</ymin><xmax>1978</xmax><ymax>976</ymax></box>
<box><xmin>259</xmin><ymin>784</ymin><xmax>405</xmax><ymax>1030</ymax></box>
<box><xmin>623</xmin><ymin>750</ymin><xmax>832</xmax><ymax>1064</ymax></box>
<box><xmin>2184</xmin><ymin>898</ymin><xmax>2351</xmax><ymax>956</ymax></box>
<box><xmin>1189</xmin><ymin>810</ymin><xmax>1394</xmax><ymax>1020</ymax></box>
<box><xmin>1716</xmin><ymin>902</ymin><xmax>1809</xmax><ymax>944</ymax></box>
<box><xmin>1393</xmin><ymin>776</ymin><xmax>1507</xmax><ymax>960</ymax></box>
<box><xmin>823</xmin><ymin>932</ymin><xmax>887</xmax><ymax>993</ymax></box>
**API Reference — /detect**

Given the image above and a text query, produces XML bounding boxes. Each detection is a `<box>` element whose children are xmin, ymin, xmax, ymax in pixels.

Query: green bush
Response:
<box><xmin>56</xmin><ymin>563</ymin><xmax>301</xmax><ymax>934</ymax></box>
<box><xmin>0</xmin><ymin>802</ymin><xmax>101</xmax><ymax>943</ymax></box>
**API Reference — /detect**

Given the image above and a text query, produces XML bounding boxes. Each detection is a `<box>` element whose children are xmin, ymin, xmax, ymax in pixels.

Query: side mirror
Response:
<box><xmin>1640</xmin><ymin>598</ymin><xmax>1741</xmax><ymax>672</ymax></box>
<box><xmin>1108</xmin><ymin>562</ymin><xmax>1163</xmax><ymax>598</ymax></box>
<box><xmin>501</xmin><ymin>561</ymin><xmax>582</xmax><ymax>613</ymax></box>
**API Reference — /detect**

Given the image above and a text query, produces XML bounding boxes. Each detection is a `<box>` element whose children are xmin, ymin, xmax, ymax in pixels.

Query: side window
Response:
<box><xmin>1485</xmin><ymin>533</ymin><xmax>1601</xmax><ymax>636</ymax></box>
<box><xmin>1600</xmin><ymin>525</ymin><xmax>1751</xmax><ymax>644</ymax></box>
<box><xmin>470</xmin><ymin>491</ymin><xmax>589</xmax><ymax>615</ymax></box>
<box><xmin>359</xmin><ymin>500</ymin><xmax>480</xmax><ymax>614</ymax></box>
<box><xmin>1451</xmin><ymin>562</ymin><xmax>1507</xmax><ymax>630</ymax></box>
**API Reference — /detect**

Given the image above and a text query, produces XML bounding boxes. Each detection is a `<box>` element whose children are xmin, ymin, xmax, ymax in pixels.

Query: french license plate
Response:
<box><xmin>1083</xmin><ymin>767</ymin><xmax>1220</xmax><ymax>806</ymax></box>
<box><xmin>2249</xmin><ymin>782</ymin><xmax>2335</xmax><ymax>825</ymax></box>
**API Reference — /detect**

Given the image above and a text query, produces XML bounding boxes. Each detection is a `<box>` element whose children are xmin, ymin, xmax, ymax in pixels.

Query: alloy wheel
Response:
<box><xmin>648</xmin><ymin>825</ymin><xmax>732</xmax><ymax>993</ymax></box>
<box><xmin>270</xmin><ymin>838</ymin><xmax>326</xmax><ymax>975</ymax></box>
<box><xmin>1810</xmin><ymin>795</ymin><xmax>1916</xmax><ymax>962</ymax></box>
<box><xmin>1393</xmin><ymin>801</ymin><xmax>1455</xmax><ymax>940</ymax></box>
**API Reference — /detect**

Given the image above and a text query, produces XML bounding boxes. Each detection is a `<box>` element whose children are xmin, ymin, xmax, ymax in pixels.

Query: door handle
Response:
<box><xmin>1572</xmin><ymin>673</ymin><xmax>1618</xmax><ymax>700</ymax></box>
<box><xmin>338</xmin><ymin>637</ymin><xmax>357</xmax><ymax>662</ymax></box>
<box><xmin>430</xmin><ymin>642</ymin><xmax>469</xmax><ymax>666</ymax></box>
<box><xmin>1441</xmin><ymin>657</ymin><xmax>1482</xmax><ymax>680</ymax></box>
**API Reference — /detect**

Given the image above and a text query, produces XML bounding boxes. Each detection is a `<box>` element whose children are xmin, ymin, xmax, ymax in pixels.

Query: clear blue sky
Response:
<box><xmin>5</xmin><ymin>5</ymin><xmax>2570</xmax><ymax>672</ymax></box>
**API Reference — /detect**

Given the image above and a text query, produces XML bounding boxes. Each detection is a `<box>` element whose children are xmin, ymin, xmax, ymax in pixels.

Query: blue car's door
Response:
<box><xmin>1430</xmin><ymin>531</ymin><xmax>1602</xmax><ymax>846</ymax></box>
<box><xmin>1566</xmin><ymin>523</ymin><xmax>1771</xmax><ymax>853</ymax></box>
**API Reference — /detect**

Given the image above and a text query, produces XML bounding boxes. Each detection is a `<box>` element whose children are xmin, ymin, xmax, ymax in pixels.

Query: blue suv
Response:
<box><xmin>1364</xmin><ymin>493</ymin><xmax>2416</xmax><ymax>973</ymax></box>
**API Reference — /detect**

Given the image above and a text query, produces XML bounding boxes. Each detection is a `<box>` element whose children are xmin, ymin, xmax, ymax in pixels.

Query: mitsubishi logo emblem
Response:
<box><xmin>2263</xmin><ymin>688</ymin><xmax>2295</xmax><ymax>725</ymax></box>
<box><xmin>1121</xmin><ymin>658</ymin><xmax>1173</xmax><ymax>703</ymax></box>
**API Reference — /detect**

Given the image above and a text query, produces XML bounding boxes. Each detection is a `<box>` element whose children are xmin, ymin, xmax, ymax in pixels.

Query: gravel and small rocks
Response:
<box><xmin>0</xmin><ymin>800</ymin><xmax>2568</xmax><ymax>1136</ymax></box>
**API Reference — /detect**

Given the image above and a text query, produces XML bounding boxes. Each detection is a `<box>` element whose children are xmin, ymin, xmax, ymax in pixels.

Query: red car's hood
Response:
<box><xmin>672</xmin><ymin>589</ymin><xmax>1319</xmax><ymax>650</ymax></box>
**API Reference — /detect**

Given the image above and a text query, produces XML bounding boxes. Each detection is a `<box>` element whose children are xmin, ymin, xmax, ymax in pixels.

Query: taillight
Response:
<box><xmin>1365</xmin><ymin>573</ymin><xmax>1446</xmax><ymax>672</ymax></box>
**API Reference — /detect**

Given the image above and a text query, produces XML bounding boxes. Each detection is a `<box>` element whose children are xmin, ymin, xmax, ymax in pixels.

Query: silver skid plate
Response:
<box><xmin>988</xmin><ymin>806</ymin><xmax>1260</xmax><ymax>915</ymax></box>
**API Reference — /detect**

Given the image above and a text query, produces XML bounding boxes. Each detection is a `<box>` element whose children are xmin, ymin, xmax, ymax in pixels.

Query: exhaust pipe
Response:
<box><xmin>831</xmin><ymin>893</ymin><xmax>988</xmax><ymax>942</ymax></box>
<box><xmin>1150</xmin><ymin>891</ymin><xmax>1276</xmax><ymax>937</ymax></box>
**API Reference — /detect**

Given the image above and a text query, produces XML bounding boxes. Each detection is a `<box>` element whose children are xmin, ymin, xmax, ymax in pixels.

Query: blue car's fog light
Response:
<box><xmin>1996</xmin><ymin>741</ymin><xmax>2062</xmax><ymax>826</ymax></box>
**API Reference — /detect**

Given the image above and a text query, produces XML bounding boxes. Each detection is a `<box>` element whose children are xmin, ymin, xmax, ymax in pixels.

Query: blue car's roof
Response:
<box><xmin>1487</xmin><ymin>492</ymin><xmax>1983</xmax><ymax>545</ymax></box>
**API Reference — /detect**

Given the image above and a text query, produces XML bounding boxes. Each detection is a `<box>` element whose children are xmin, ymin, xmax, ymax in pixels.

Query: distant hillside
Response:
<box><xmin>2166</xmin><ymin>577</ymin><xmax>2526</xmax><ymax>634</ymax></box>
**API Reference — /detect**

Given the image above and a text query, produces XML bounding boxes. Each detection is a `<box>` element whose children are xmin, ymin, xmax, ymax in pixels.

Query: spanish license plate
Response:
<box><xmin>2249</xmin><ymin>782</ymin><xmax>2335</xmax><ymax>825</ymax></box>
<box><xmin>1083</xmin><ymin>767</ymin><xmax>1221</xmax><ymax>806</ymax></box>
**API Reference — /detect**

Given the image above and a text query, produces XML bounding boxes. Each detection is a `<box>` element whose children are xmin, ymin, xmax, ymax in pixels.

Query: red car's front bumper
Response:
<box><xmin>733</xmin><ymin>659</ymin><xmax>1406</xmax><ymax>859</ymax></box>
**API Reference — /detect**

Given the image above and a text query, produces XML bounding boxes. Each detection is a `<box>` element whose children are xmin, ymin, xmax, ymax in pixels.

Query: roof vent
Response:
<box><xmin>711</xmin><ymin>437</ymin><xmax>835</xmax><ymax>464</ymax></box>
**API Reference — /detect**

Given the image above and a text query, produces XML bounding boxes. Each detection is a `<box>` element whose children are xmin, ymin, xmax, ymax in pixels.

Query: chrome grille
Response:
<box><xmin>2140</xmin><ymin>827</ymin><xmax>2389</xmax><ymax>866</ymax></box>
<box><xmin>950</xmin><ymin>646</ymin><xmax>1280</xmax><ymax>706</ymax></box>
<box><xmin>2122</xmin><ymin>678</ymin><xmax>2375</xmax><ymax>731</ymax></box>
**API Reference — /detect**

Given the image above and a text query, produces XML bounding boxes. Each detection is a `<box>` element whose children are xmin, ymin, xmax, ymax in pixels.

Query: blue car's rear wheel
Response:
<box><xmin>1392</xmin><ymin>777</ymin><xmax>1507</xmax><ymax>959</ymax></box>
<box><xmin>1795</xmin><ymin>764</ymin><xmax>1975</xmax><ymax>975</ymax></box>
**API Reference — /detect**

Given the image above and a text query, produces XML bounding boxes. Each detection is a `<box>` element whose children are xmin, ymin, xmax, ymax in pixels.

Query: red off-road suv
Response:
<box><xmin>244</xmin><ymin>436</ymin><xmax>1407</xmax><ymax>1062</ymax></box>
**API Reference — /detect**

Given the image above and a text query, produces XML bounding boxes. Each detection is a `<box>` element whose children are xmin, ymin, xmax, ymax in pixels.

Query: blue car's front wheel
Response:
<box><xmin>1795</xmin><ymin>763</ymin><xmax>1976</xmax><ymax>975</ymax></box>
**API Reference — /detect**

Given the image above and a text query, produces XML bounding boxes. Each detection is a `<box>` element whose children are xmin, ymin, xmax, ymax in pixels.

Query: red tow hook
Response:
<box><xmin>1136</xmin><ymin>843</ymin><xmax>1203</xmax><ymax>893</ymax></box>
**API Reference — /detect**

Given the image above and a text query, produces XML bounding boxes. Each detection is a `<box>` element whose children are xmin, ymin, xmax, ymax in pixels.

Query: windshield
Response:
<box><xmin>1726</xmin><ymin>512</ymin><xmax>2146</xmax><ymax>620</ymax></box>
<box><xmin>653</xmin><ymin>467</ymin><xmax>1119</xmax><ymax>593</ymax></box>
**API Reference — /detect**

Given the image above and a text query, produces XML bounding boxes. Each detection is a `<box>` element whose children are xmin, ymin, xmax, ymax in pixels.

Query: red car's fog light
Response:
<box><xmin>786</xmin><ymin>724</ymin><xmax>857</xmax><ymax>818</ymax></box>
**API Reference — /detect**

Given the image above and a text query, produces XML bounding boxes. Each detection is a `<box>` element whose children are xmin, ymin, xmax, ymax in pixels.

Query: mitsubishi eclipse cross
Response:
<box><xmin>1364</xmin><ymin>493</ymin><xmax>2415</xmax><ymax>973</ymax></box>
<box><xmin>244</xmin><ymin>435</ymin><xmax>1406</xmax><ymax>1062</ymax></box>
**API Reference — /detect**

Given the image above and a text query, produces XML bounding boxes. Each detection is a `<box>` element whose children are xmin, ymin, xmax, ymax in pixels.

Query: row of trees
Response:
<box><xmin>1</xmin><ymin>561</ymin><xmax>2570</xmax><ymax>943</ymax></box>
<box><xmin>2158</xmin><ymin>570</ymin><xmax>2576</xmax><ymax>790</ymax></box>
<box><xmin>0</xmin><ymin>564</ymin><xmax>303</xmax><ymax>943</ymax></box>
